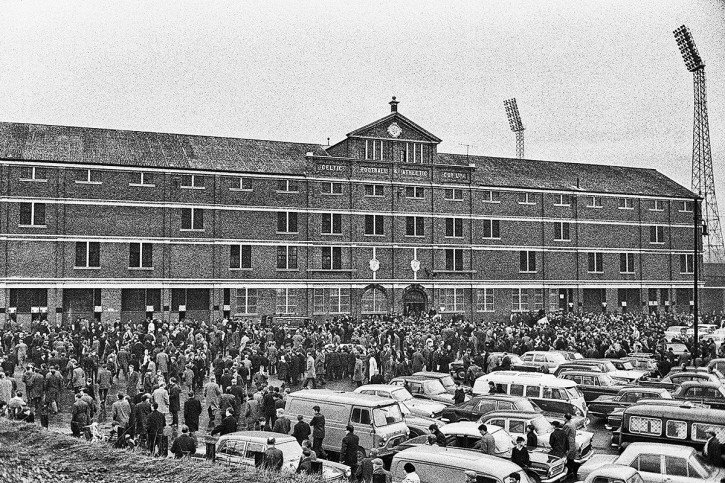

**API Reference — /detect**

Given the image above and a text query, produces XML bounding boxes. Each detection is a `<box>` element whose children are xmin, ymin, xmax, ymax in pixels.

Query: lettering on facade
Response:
<box><xmin>394</xmin><ymin>168</ymin><xmax>429</xmax><ymax>178</ymax></box>
<box><xmin>360</xmin><ymin>166</ymin><xmax>389</xmax><ymax>175</ymax></box>
<box><xmin>442</xmin><ymin>171</ymin><xmax>469</xmax><ymax>182</ymax></box>
<box><xmin>317</xmin><ymin>164</ymin><xmax>346</xmax><ymax>172</ymax></box>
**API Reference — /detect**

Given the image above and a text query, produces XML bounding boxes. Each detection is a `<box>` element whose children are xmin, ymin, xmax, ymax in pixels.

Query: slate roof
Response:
<box><xmin>0</xmin><ymin>122</ymin><xmax>326</xmax><ymax>174</ymax></box>
<box><xmin>0</xmin><ymin>121</ymin><xmax>694</xmax><ymax>198</ymax></box>
<box><xmin>436</xmin><ymin>153</ymin><xmax>695</xmax><ymax>198</ymax></box>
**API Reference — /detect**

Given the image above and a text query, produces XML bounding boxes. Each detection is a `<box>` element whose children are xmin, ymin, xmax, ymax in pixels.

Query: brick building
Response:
<box><xmin>0</xmin><ymin>99</ymin><xmax>701</xmax><ymax>326</ymax></box>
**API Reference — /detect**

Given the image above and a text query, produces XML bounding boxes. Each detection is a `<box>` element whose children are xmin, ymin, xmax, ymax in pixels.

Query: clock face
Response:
<box><xmin>387</xmin><ymin>123</ymin><xmax>402</xmax><ymax>138</ymax></box>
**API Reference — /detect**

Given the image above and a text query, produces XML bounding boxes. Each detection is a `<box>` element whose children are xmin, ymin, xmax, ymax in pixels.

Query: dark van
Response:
<box><xmin>614</xmin><ymin>403</ymin><xmax>725</xmax><ymax>450</ymax></box>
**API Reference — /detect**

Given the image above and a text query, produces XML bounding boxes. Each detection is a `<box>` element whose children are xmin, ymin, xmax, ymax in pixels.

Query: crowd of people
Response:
<box><xmin>0</xmin><ymin>308</ymin><xmax>722</xmax><ymax>474</ymax></box>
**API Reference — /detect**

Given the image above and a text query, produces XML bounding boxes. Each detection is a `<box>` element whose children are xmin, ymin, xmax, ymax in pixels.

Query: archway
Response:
<box><xmin>402</xmin><ymin>284</ymin><xmax>427</xmax><ymax>317</ymax></box>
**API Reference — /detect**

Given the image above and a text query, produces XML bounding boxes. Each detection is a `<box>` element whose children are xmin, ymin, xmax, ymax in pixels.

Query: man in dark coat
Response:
<box><xmin>292</xmin><ymin>414</ymin><xmax>311</xmax><ymax>446</ymax></box>
<box><xmin>704</xmin><ymin>430</ymin><xmax>723</xmax><ymax>467</ymax></box>
<box><xmin>43</xmin><ymin>366</ymin><xmax>63</xmax><ymax>414</ymax></box>
<box><xmin>429</xmin><ymin>424</ymin><xmax>447</xmax><ymax>447</ymax></box>
<box><xmin>272</xmin><ymin>408</ymin><xmax>291</xmax><ymax>434</ymax></box>
<box><xmin>549</xmin><ymin>421</ymin><xmax>569</xmax><ymax>458</ymax></box>
<box><xmin>126</xmin><ymin>364</ymin><xmax>140</xmax><ymax>399</ymax></box>
<box><xmin>183</xmin><ymin>391</ymin><xmax>202</xmax><ymax>433</ymax></box>
<box><xmin>341</xmin><ymin>425</ymin><xmax>360</xmax><ymax>476</ymax></box>
<box><xmin>262</xmin><ymin>388</ymin><xmax>277</xmax><ymax>429</ymax></box>
<box><xmin>168</xmin><ymin>378</ymin><xmax>181</xmax><ymax>427</ymax></box>
<box><xmin>310</xmin><ymin>405</ymin><xmax>326</xmax><ymax>458</ymax></box>
<box><xmin>134</xmin><ymin>394</ymin><xmax>153</xmax><ymax>446</ymax></box>
<box><xmin>146</xmin><ymin>402</ymin><xmax>166</xmax><ymax>456</ymax></box>
<box><xmin>263</xmin><ymin>437</ymin><xmax>284</xmax><ymax>471</ymax></box>
<box><xmin>170</xmin><ymin>425</ymin><xmax>197</xmax><ymax>458</ymax></box>
<box><xmin>211</xmin><ymin>408</ymin><xmax>237</xmax><ymax>437</ymax></box>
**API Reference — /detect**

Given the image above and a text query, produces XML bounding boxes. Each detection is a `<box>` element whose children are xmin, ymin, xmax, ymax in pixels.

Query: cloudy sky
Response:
<box><xmin>1</xmin><ymin>0</ymin><xmax>723</xmax><ymax>192</ymax></box>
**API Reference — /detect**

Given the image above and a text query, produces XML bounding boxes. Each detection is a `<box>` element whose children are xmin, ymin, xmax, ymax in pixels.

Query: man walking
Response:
<box><xmin>292</xmin><ymin>414</ymin><xmax>311</xmax><ymax>446</ymax></box>
<box><xmin>311</xmin><ymin>405</ymin><xmax>326</xmax><ymax>458</ymax></box>
<box><xmin>341</xmin><ymin>425</ymin><xmax>360</xmax><ymax>478</ymax></box>
<box><xmin>183</xmin><ymin>391</ymin><xmax>202</xmax><ymax>434</ymax></box>
<box><xmin>168</xmin><ymin>377</ymin><xmax>181</xmax><ymax>427</ymax></box>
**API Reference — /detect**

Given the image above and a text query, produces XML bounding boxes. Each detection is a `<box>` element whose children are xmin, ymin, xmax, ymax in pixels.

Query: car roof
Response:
<box><xmin>289</xmin><ymin>389</ymin><xmax>398</xmax><ymax>407</ymax></box>
<box><xmin>588</xmin><ymin>464</ymin><xmax>640</xmax><ymax>479</ymax></box>
<box><xmin>678</xmin><ymin>380</ymin><xmax>722</xmax><ymax>388</ymax></box>
<box><xmin>624</xmin><ymin>442</ymin><xmax>696</xmax><ymax>457</ymax></box>
<box><xmin>480</xmin><ymin>410</ymin><xmax>541</xmax><ymax>419</ymax></box>
<box><xmin>356</xmin><ymin>384</ymin><xmax>407</xmax><ymax>392</ymax></box>
<box><xmin>393</xmin><ymin>375</ymin><xmax>432</xmax><ymax>382</ymax></box>
<box><xmin>392</xmin><ymin>445</ymin><xmax>522</xmax><ymax>474</ymax></box>
<box><xmin>413</xmin><ymin>371</ymin><xmax>451</xmax><ymax>379</ymax></box>
<box><xmin>220</xmin><ymin>431</ymin><xmax>297</xmax><ymax>444</ymax></box>
<box><xmin>624</xmin><ymin>404</ymin><xmax>725</xmax><ymax>421</ymax></box>
<box><xmin>442</xmin><ymin>421</ymin><xmax>507</xmax><ymax>435</ymax></box>
<box><xmin>471</xmin><ymin>394</ymin><xmax>529</xmax><ymax>402</ymax></box>
<box><xmin>559</xmin><ymin>370</ymin><xmax>608</xmax><ymax>377</ymax></box>
<box><xmin>619</xmin><ymin>387</ymin><xmax>669</xmax><ymax>394</ymax></box>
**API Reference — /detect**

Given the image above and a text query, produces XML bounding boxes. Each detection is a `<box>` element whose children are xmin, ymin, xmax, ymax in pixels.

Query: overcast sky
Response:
<box><xmin>2</xmin><ymin>0</ymin><xmax>724</xmax><ymax>192</ymax></box>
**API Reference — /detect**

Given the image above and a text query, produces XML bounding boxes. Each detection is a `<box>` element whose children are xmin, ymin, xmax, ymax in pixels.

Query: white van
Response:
<box><xmin>473</xmin><ymin>371</ymin><xmax>588</xmax><ymax>418</ymax></box>
<box><xmin>285</xmin><ymin>389</ymin><xmax>409</xmax><ymax>458</ymax></box>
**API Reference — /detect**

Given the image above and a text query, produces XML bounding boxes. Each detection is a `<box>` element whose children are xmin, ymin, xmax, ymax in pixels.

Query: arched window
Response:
<box><xmin>361</xmin><ymin>286</ymin><xmax>387</xmax><ymax>314</ymax></box>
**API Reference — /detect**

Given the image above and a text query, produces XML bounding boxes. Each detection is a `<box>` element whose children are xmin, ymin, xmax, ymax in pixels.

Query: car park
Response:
<box><xmin>390</xmin><ymin>445</ymin><xmax>535</xmax><ymax>483</ymax></box>
<box><xmin>579</xmin><ymin>464</ymin><xmax>643</xmax><ymax>483</ymax></box>
<box><xmin>578</xmin><ymin>442</ymin><xmax>725</xmax><ymax>483</ymax></box>
<box><xmin>613</xmin><ymin>403</ymin><xmax>725</xmax><ymax>450</ymax></box>
<box><xmin>205</xmin><ymin>431</ymin><xmax>351</xmax><ymax>480</ymax></box>
<box><xmin>478</xmin><ymin>410</ymin><xmax>594</xmax><ymax>464</ymax></box>
<box><xmin>389</xmin><ymin>375</ymin><xmax>457</xmax><ymax>405</ymax></box>
<box><xmin>393</xmin><ymin>421</ymin><xmax>568</xmax><ymax>483</ymax></box>
<box><xmin>520</xmin><ymin>351</ymin><xmax>568</xmax><ymax>373</ymax></box>
<box><xmin>354</xmin><ymin>384</ymin><xmax>446</xmax><ymax>418</ymax></box>
<box><xmin>672</xmin><ymin>381</ymin><xmax>725</xmax><ymax>410</ymax></box>
<box><xmin>588</xmin><ymin>387</ymin><xmax>672</xmax><ymax>419</ymax></box>
<box><xmin>557</xmin><ymin>371</ymin><xmax>628</xmax><ymax>402</ymax></box>
<box><xmin>438</xmin><ymin>394</ymin><xmax>541</xmax><ymax>423</ymax></box>
<box><xmin>285</xmin><ymin>390</ymin><xmax>409</xmax><ymax>458</ymax></box>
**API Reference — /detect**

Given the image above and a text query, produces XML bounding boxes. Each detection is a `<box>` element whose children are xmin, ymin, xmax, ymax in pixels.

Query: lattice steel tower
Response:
<box><xmin>504</xmin><ymin>98</ymin><xmax>525</xmax><ymax>159</ymax></box>
<box><xmin>674</xmin><ymin>25</ymin><xmax>724</xmax><ymax>263</ymax></box>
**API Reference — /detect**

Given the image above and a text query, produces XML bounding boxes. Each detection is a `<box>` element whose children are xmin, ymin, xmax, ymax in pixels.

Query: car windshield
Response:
<box><xmin>424</xmin><ymin>380</ymin><xmax>447</xmax><ymax>395</ymax></box>
<box><xmin>620</xmin><ymin>362</ymin><xmax>634</xmax><ymax>370</ymax></box>
<box><xmin>566</xmin><ymin>387</ymin><xmax>584</xmax><ymax>399</ymax></box>
<box><xmin>600</xmin><ymin>374</ymin><xmax>617</xmax><ymax>386</ymax></box>
<box><xmin>373</xmin><ymin>404</ymin><xmax>404</xmax><ymax>426</ymax></box>
<box><xmin>602</xmin><ymin>361</ymin><xmax>617</xmax><ymax>372</ymax></box>
<box><xmin>439</xmin><ymin>375</ymin><xmax>456</xmax><ymax>389</ymax></box>
<box><xmin>391</xmin><ymin>388</ymin><xmax>413</xmax><ymax>402</ymax></box>
<box><xmin>692</xmin><ymin>454</ymin><xmax>716</xmax><ymax>477</ymax></box>
<box><xmin>531</xmin><ymin>414</ymin><xmax>554</xmax><ymax>434</ymax></box>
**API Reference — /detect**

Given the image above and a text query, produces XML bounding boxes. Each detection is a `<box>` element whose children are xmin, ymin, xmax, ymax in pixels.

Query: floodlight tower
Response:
<box><xmin>674</xmin><ymin>25</ymin><xmax>724</xmax><ymax>263</ymax></box>
<box><xmin>504</xmin><ymin>98</ymin><xmax>525</xmax><ymax>159</ymax></box>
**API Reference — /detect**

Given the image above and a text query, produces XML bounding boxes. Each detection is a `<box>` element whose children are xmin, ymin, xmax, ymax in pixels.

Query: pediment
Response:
<box><xmin>347</xmin><ymin>113</ymin><xmax>441</xmax><ymax>144</ymax></box>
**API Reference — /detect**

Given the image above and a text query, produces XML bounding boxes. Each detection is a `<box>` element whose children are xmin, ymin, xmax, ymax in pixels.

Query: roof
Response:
<box><xmin>0</xmin><ymin>121</ymin><xmax>327</xmax><ymax>174</ymax></box>
<box><xmin>221</xmin><ymin>430</ymin><xmax>296</xmax><ymax>443</ymax></box>
<box><xmin>412</xmin><ymin>372</ymin><xmax>451</xmax><ymax>378</ymax></box>
<box><xmin>437</xmin><ymin>153</ymin><xmax>695</xmax><ymax>198</ymax></box>
<box><xmin>393</xmin><ymin>445</ymin><xmax>521</xmax><ymax>473</ymax></box>
<box><xmin>288</xmin><ymin>389</ymin><xmax>396</xmax><ymax>406</ymax></box>
<box><xmin>623</xmin><ymin>442</ymin><xmax>696</xmax><ymax>457</ymax></box>
<box><xmin>624</xmin><ymin>403</ymin><xmax>725</xmax><ymax>421</ymax></box>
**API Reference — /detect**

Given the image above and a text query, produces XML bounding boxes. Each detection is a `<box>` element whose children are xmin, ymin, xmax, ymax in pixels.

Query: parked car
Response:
<box><xmin>580</xmin><ymin>464</ymin><xmax>643</xmax><ymax>483</ymax></box>
<box><xmin>204</xmin><ymin>431</ymin><xmax>351</xmax><ymax>480</ymax></box>
<box><xmin>557</xmin><ymin>371</ymin><xmax>628</xmax><ymax>402</ymax></box>
<box><xmin>390</xmin><ymin>445</ymin><xmax>535</xmax><ymax>483</ymax></box>
<box><xmin>394</xmin><ymin>421</ymin><xmax>568</xmax><ymax>483</ymax></box>
<box><xmin>672</xmin><ymin>381</ymin><xmax>725</xmax><ymax>410</ymax></box>
<box><xmin>411</xmin><ymin>371</ymin><xmax>459</xmax><ymax>395</ymax></box>
<box><xmin>613</xmin><ymin>403</ymin><xmax>725</xmax><ymax>450</ymax></box>
<box><xmin>438</xmin><ymin>394</ymin><xmax>541</xmax><ymax>423</ymax></box>
<box><xmin>605</xmin><ymin>399</ymin><xmax>703</xmax><ymax>431</ymax></box>
<box><xmin>664</xmin><ymin>325</ymin><xmax>691</xmax><ymax>343</ymax></box>
<box><xmin>449</xmin><ymin>354</ymin><xmax>524</xmax><ymax>381</ymax></box>
<box><xmin>578</xmin><ymin>442</ymin><xmax>725</xmax><ymax>483</ymax></box>
<box><xmin>521</xmin><ymin>351</ymin><xmax>568</xmax><ymax>374</ymax></box>
<box><xmin>555</xmin><ymin>359</ymin><xmax>643</xmax><ymax>383</ymax></box>
<box><xmin>620</xmin><ymin>357</ymin><xmax>659</xmax><ymax>377</ymax></box>
<box><xmin>639</xmin><ymin>369</ymin><xmax>722</xmax><ymax>391</ymax></box>
<box><xmin>478</xmin><ymin>410</ymin><xmax>595</xmax><ymax>464</ymax></box>
<box><xmin>389</xmin><ymin>375</ymin><xmax>457</xmax><ymax>405</ymax></box>
<box><xmin>588</xmin><ymin>387</ymin><xmax>672</xmax><ymax>419</ymax></box>
<box><xmin>396</xmin><ymin>402</ymin><xmax>446</xmax><ymax>437</ymax></box>
<box><xmin>354</xmin><ymin>384</ymin><xmax>446</xmax><ymax>418</ymax></box>
<box><xmin>708</xmin><ymin>358</ymin><xmax>725</xmax><ymax>375</ymax></box>
<box><xmin>555</xmin><ymin>351</ymin><xmax>584</xmax><ymax>361</ymax></box>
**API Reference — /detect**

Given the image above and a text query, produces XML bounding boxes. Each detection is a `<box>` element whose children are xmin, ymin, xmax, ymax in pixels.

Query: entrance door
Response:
<box><xmin>403</xmin><ymin>288</ymin><xmax>427</xmax><ymax>317</ymax></box>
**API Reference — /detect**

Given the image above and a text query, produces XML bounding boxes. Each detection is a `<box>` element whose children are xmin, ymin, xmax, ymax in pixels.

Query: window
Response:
<box><xmin>554</xmin><ymin>222</ymin><xmax>571</xmax><ymax>241</ymax></box>
<box><xmin>276</xmin><ymin>246</ymin><xmax>298</xmax><ymax>270</ymax></box>
<box><xmin>445</xmin><ymin>218</ymin><xmax>463</xmax><ymax>238</ymax></box>
<box><xmin>482</xmin><ymin>219</ymin><xmax>500</xmax><ymax>239</ymax></box>
<box><xmin>635</xmin><ymin>454</ymin><xmax>662</xmax><ymax>474</ymax></box>
<box><xmin>231</xmin><ymin>177</ymin><xmax>252</xmax><ymax>191</ymax></box>
<box><xmin>664</xmin><ymin>456</ymin><xmax>688</xmax><ymax>477</ymax></box>
<box><xmin>512</xmin><ymin>288</ymin><xmax>529</xmax><ymax>312</ymax></box>
<box><xmin>19</xmin><ymin>202</ymin><xmax>46</xmax><ymax>227</ymax></box>
<box><xmin>399</xmin><ymin>142</ymin><xmax>425</xmax><ymax>163</ymax></box>
<box><xmin>482</xmin><ymin>190</ymin><xmax>501</xmax><ymax>203</ymax></box>
<box><xmin>364</xmin><ymin>215</ymin><xmax>384</xmax><ymax>235</ymax></box>
<box><xmin>519</xmin><ymin>251</ymin><xmax>536</xmax><ymax>272</ymax></box>
<box><xmin>181</xmin><ymin>208</ymin><xmax>204</xmax><ymax>230</ymax></box>
<box><xmin>277</xmin><ymin>179</ymin><xmax>299</xmax><ymax>192</ymax></box>
<box><xmin>588</xmin><ymin>252</ymin><xmax>604</xmax><ymax>273</ymax></box>
<box><xmin>129</xmin><ymin>242</ymin><xmax>153</xmax><ymax>269</ymax></box>
<box><xmin>475</xmin><ymin>288</ymin><xmax>494</xmax><ymax>312</ymax></box>
<box><xmin>351</xmin><ymin>407</ymin><xmax>371</xmax><ymax>424</ymax></box>
<box><xmin>444</xmin><ymin>188</ymin><xmax>464</xmax><ymax>201</ymax></box>
<box><xmin>405</xmin><ymin>216</ymin><xmax>425</xmax><ymax>237</ymax></box>
<box><xmin>509</xmin><ymin>384</ymin><xmax>524</xmax><ymax>397</ymax></box>
<box><xmin>553</xmin><ymin>194</ymin><xmax>571</xmax><ymax>206</ymax></box>
<box><xmin>525</xmin><ymin>386</ymin><xmax>539</xmax><ymax>398</ymax></box>
<box><xmin>76</xmin><ymin>169</ymin><xmax>101</xmax><ymax>184</ymax></box>
<box><xmin>586</xmin><ymin>195</ymin><xmax>603</xmax><ymax>208</ymax></box>
<box><xmin>405</xmin><ymin>186</ymin><xmax>425</xmax><ymax>199</ymax></box>
<box><xmin>629</xmin><ymin>416</ymin><xmax>662</xmax><ymax>435</ymax></box>
<box><xmin>321</xmin><ymin>247</ymin><xmax>342</xmax><ymax>269</ymax></box>
<box><xmin>277</xmin><ymin>212</ymin><xmax>298</xmax><ymax>233</ymax></box>
<box><xmin>361</xmin><ymin>287</ymin><xmax>387</xmax><ymax>313</ymax></box>
<box><xmin>533</xmin><ymin>288</ymin><xmax>544</xmax><ymax>310</ymax></box>
<box><xmin>445</xmin><ymin>249</ymin><xmax>464</xmax><ymax>271</ymax></box>
<box><xmin>441</xmin><ymin>288</ymin><xmax>465</xmax><ymax>312</ymax></box>
<box><xmin>313</xmin><ymin>288</ymin><xmax>350</xmax><ymax>314</ymax></box>
<box><xmin>321</xmin><ymin>182</ymin><xmax>343</xmax><ymax>195</ymax></box>
<box><xmin>679</xmin><ymin>200</ymin><xmax>694</xmax><ymax>213</ymax></box>
<box><xmin>365</xmin><ymin>139</ymin><xmax>385</xmax><ymax>160</ymax></box>
<box><xmin>364</xmin><ymin>184</ymin><xmax>384</xmax><ymax>197</ymax></box>
<box><xmin>235</xmin><ymin>288</ymin><xmax>258</xmax><ymax>314</ymax></box>
<box><xmin>129</xmin><ymin>171</ymin><xmax>155</xmax><ymax>186</ymax></box>
<box><xmin>518</xmin><ymin>192</ymin><xmax>535</xmax><ymax>205</ymax></box>
<box><xmin>680</xmin><ymin>254</ymin><xmax>694</xmax><ymax>274</ymax></box>
<box><xmin>650</xmin><ymin>199</ymin><xmax>665</xmax><ymax>211</ymax></box>
<box><xmin>321</xmin><ymin>213</ymin><xmax>342</xmax><ymax>235</ymax></box>
<box><xmin>620</xmin><ymin>253</ymin><xmax>635</xmax><ymax>273</ymax></box>
<box><xmin>649</xmin><ymin>225</ymin><xmax>665</xmax><ymax>244</ymax></box>
<box><xmin>619</xmin><ymin>198</ymin><xmax>634</xmax><ymax>210</ymax></box>
<box><xmin>180</xmin><ymin>174</ymin><xmax>205</xmax><ymax>189</ymax></box>
<box><xmin>75</xmin><ymin>242</ymin><xmax>100</xmax><ymax>268</ymax></box>
<box><xmin>509</xmin><ymin>420</ymin><xmax>526</xmax><ymax>434</ymax></box>
<box><xmin>19</xmin><ymin>166</ymin><xmax>47</xmax><ymax>181</ymax></box>
<box><xmin>665</xmin><ymin>420</ymin><xmax>687</xmax><ymax>439</ymax></box>
<box><xmin>275</xmin><ymin>288</ymin><xmax>298</xmax><ymax>314</ymax></box>
<box><xmin>230</xmin><ymin>245</ymin><xmax>252</xmax><ymax>269</ymax></box>
<box><xmin>692</xmin><ymin>423</ymin><xmax>725</xmax><ymax>442</ymax></box>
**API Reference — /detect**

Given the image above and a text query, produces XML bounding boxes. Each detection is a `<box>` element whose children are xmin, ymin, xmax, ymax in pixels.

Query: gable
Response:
<box><xmin>347</xmin><ymin>112</ymin><xmax>441</xmax><ymax>143</ymax></box>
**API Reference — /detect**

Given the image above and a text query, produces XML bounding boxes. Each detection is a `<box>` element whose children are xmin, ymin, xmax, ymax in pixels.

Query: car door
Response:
<box><xmin>664</xmin><ymin>455</ymin><xmax>697</xmax><ymax>483</ymax></box>
<box><xmin>630</xmin><ymin>453</ymin><xmax>663</xmax><ymax>483</ymax></box>
<box><xmin>474</xmin><ymin>400</ymin><xmax>497</xmax><ymax>419</ymax></box>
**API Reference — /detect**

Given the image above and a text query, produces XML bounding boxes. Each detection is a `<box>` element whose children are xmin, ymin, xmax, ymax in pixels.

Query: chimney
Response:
<box><xmin>389</xmin><ymin>96</ymin><xmax>399</xmax><ymax>112</ymax></box>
